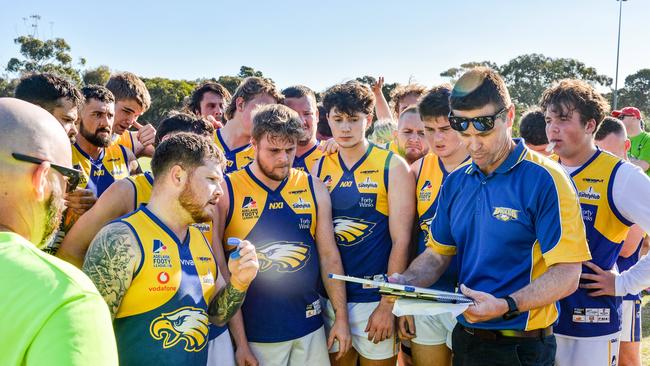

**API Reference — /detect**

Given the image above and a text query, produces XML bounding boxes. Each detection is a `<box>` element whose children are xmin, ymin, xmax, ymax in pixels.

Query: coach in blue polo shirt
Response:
<box><xmin>393</xmin><ymin>67</ymin><xmax>591</xmax><ymax>366</ymax></box>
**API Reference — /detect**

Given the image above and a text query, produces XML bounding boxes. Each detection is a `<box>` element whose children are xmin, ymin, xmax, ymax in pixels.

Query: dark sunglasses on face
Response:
<box><xmin>448</xmin><ymin>106</ymin><xmax>510</xmax><ymax>132</ymax></box>
<box><xmin>12</xmin><ymin>152</ymin><xmax>82</xmax><ymax>192</ymax></box>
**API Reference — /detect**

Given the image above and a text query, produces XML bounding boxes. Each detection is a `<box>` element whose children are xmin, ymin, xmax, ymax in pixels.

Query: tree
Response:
<box><xmin>6</xmin><ymin>35</ymin><xmax>84</xmax><ymax>84</ymax></box>
<box><xmin>0</xmin><ymin>77</ymin><xmax>17</xmax><ymax>97</ymax></box>
<box><xmin>83</xmin><ymin>65</ymin><xmax>111</xmax><ymax>86</ymax></box>
<box><xmin>216</xmin><ymin>75</ymin><xmax>242</xmax><ymax>95</ymax></box>
<box><xmin>140</xmin><ymin>77</ymin><xmax>197</xmax><ymax>125</ymax></box>
<box><xmin>440</xmin><ymin>61</ymin><xmax>498</xmax><ymax>84</ymax></box>
<box><xmin>237</xmin><ymin>66</ymin><xmax>264</xmax><ymax>79</ymax></box>
<box><xmin>500</xmin><ymin>54</ymin><xmax>612</xmax><ymax>107</ymax></box>
<box><xmin>616</xmin><ymin>69</ymin><xmax>650</xmax><ymax>118</ymax></box>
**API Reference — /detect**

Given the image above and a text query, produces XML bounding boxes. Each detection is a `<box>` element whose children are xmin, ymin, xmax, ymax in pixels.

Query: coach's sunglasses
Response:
<box><xmin>448</xmin><ymin>106</ymin><xmax>510</xmax><ymax>132</ymax></box>
<box><xmin>12</xmin><ymin>152</ymin><xmax>82</xmax><ymax>192</ymax></box>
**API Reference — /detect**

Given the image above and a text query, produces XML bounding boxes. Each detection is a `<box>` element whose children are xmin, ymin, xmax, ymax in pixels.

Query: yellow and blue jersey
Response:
<box><xmin>428</xmin><ymin>139</ymin><xmax>590</xmax><ymax>331</ymax></box>
<box><xmin>416</xmin><ymin>153</ymin><xmax>468</xmax><ymax>292</ymax></box>
<box><xmin>214</xmin><ymin>129</ymin><xmax>255</xmax><ymax>174</ymax></box>
<box><xmin>293</xmin><ymin>143</ymin><xmax>324</xmax><ymax>173</ymax></box>
<box><xmin>123</xmin><ymin>172</ymin><xmax>215</xmax><ymax>261</ymax></box>
<box><xmin>113</xmin><ymin>206</ymin><xmax>218</xmax><ymax>366</ymax></box>
<box><xmin>553</xmin><ymin>149</ymin><xmax>631</xmax><ymax>337</ymax></box>
<box><xmin>113</xmin><ymin>130</ymin><xmax>136</xmax><ymax>155</ymax></box>
<box><xmin>316</xmin><ymin>143</ymin><xmax>393</xmax><ymax>303</ymax></box>
<box><xmin>72</xmin><ymin>142</ymin><xmax>129</xmax><ymax>197</ymax></box>
<box><xmin>223</xmin><ymin>167</ymin><xmax>321</xmax><ymax>342</ymax></box>
<box><xmin>383</xmin><ymin>140</ymin><xmax>401</xmax><ymax>156</ymax></box>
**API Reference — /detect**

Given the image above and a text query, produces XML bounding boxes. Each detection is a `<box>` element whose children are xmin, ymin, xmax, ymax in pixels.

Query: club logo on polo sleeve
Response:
<box><xmin>492</xmin><ymin>207</ymin><xmax>519</xmax><ymax>222</ymax></box>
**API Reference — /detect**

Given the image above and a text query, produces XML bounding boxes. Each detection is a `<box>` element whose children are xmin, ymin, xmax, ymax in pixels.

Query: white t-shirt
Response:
<box><xmin>562</xmin><ymin>160</ymin><xmax>650</xmax><ymax>296</ymax></box>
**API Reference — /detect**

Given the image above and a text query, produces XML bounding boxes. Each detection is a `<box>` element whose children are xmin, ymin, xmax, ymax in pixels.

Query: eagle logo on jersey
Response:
<box><xmin>419</xmin><ymin>218</ymin><xmax>433</xmax><ymax>243</ymax></box>
<box><xmin>257</xmin><ymin>241</ymin><xmax>311</xmax><ymax>273</ymax></box>
<box><xmin>149</xmin><ymin>307</ymin><xmax>209</xmax><ymax>352</ymax></box>
<box><xmin>333</xmin><ymin>217</ymin><xmax>376</xmax><ymax>246</ymax></box>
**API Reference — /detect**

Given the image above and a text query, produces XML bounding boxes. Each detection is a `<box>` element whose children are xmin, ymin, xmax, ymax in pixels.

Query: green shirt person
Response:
<box><xmin>0</xmin><ymin>98</ymin><xmax>118</xmax><ymax>366</ymax></box>
<box><xmin>615</xmin><ymin>106</ymin><xmax>650</xmax><ymax>176</ymax></box>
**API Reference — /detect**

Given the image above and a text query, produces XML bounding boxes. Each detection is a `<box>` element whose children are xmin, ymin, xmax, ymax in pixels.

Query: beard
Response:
<box><xmin>80</xmin><ymin>120</ymin><xmax>111</xmax><ymax>147</ymax></box>
<box><xmin>258</xmin><ymin>159</ymin><xmax>290</xmax><ymax>182</ymax></box>
<box><xmin>178</xmin><ymin>181</ymin><xmax>212</xmax><ymax>223</ymax></box>
<box><xmin>38</xmin><ymin>180</ymin><xmax>65</xmax><ymax>249</ymax></box>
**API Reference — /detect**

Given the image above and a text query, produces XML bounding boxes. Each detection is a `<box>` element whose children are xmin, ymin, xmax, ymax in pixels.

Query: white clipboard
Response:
<box><xmin>328</xmin><ymin>274</ymin><xmax>474</xmax><ymax>304</ymax></box>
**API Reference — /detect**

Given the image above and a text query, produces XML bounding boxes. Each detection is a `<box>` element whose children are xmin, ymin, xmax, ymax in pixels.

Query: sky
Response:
<box><xmin>1</xmin><ymin>0</ymin><xmax>648</xmax><ymax>92</ymax></box>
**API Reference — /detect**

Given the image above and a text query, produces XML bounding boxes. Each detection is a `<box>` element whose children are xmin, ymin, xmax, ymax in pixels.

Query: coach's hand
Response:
<box><xmin>228</xmin><ymin>240</ymin><xmax>259</xmax><ymax>289</ymax></box>
<box><xmin>235</xmin><ymin>343</ymin><xmax>258</xmax><ymax>366</ymax></box>
<box><xmin>64</xmin><ymin>189</ymin><xmax>97</xmax><ymax>215</ymax></box>
<box><xmin>365</xmin><ymin>298</ymin><xmax>395</xmax><ymax>344</ymax></box>
<box><xmin>460</xmin><ymin>284</ymin><xmax>508</xmax><ymax>323</ymax></box>
<box><xmin>398</xmin><ymin>315</ymin><xmax>416</xmax><ymax>340</ymax></box>
<box><xmin>579</xmin><ymin>261</ymin><xmax>616</xmax><ymax>297</ymax></box>
<box><xmin>134</xmin><ymin>121</ymin><xmax>156</xmax><ymax>148</ymax></box>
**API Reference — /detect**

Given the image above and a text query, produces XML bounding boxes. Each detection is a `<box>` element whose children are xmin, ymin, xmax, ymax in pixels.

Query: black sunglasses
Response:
<box><xmin>448</xmin><ymin>106</ymin><xmax>510</xmax><ymax>132</ymax></box>
<box><xmin>12</xmin><ymin>152</ymin><xmax>82</xmax><ymax>192</ymax></box>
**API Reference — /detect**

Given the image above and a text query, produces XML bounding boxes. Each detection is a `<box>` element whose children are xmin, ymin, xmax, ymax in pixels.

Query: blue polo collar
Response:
<box><xmin>466</xmin><ymin>138</ymin><xmax>528</xmax><ymax>176</ymax></box>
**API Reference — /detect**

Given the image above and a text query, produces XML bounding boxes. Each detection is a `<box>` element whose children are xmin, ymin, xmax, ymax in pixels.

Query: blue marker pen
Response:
<box><xmin>228</xmin><ymin>237</ymin><xmax>242</xmax><ymax>260</ymax></box>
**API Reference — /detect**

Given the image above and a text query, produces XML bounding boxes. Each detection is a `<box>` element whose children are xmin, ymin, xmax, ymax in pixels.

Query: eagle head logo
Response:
<box><xmin>256</xmin><ymin>241</ymin><xmax>310</xmax><ymax>273</ymax></box>
<box><xmin>333</xmin><ymin>217</ymin><xmax>376</xmax><ymax>247</ymax></box>
<box><xmin>149</xmin><ymin>307</ymin><xmax>209</xmax><ymax>352</ymax></box>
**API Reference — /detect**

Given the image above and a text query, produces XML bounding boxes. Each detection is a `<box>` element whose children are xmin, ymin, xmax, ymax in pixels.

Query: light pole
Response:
<box><xmin>613</xmin><ymin>0</ymin><xmax>627</xmax><ymax>110</ymax></box>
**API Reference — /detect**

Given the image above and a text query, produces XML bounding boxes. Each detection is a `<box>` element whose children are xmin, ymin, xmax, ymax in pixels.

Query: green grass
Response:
<box><xmin>642</xmin><ymin>295</ymin><xmax>650</xmax><ymax>363</ymax></box>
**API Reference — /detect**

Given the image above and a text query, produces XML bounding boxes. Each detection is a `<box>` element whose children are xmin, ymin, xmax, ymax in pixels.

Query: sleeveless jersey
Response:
<box><xmin>416</xmin><ymin>153</ymin><xmax>465</xmax><ymax>292</ymax></box>
<box><xmin>113</xmin><ymin>206</ymin><xmax>218</xmax><ymax>366</ymax></box>
<box><xmin>617</xmin><ymin>237</ymin><xmax>644</xmax><ymax>301</ymax></box>
<box><xmin>214</xmin><ymin>129</ymin><xmax>255</xmax><ymax>174</ymax></box>
<box><xmin>554</xmin><ymin>150</ymin><xmax>631</xmax><ymax>337</ymax></box>
<box><xmin>123</xmin><ymin>172</ymin><xmax>215</xmax><ymax>257</ymax></box>
<box><xmin>113</xmin><ymin>130</ymin><xmax>136</xmax><ymax>155</ymax></box>
<box><xmin>72</xmin><ymin>142</ymin><xmax>129</xmax><ymax>197</ymax></box>
<box><xmin>316</xmin><ymin>143</ymin><xmax>393</xmax><ymax>303</ymax></box>
<box><xmin>223</xmin><ymin>167</ymin><xmax>322</xmax><ymax>342</ymax></box>
<box><xmin>293</xmin><ymin>143</ymin><xmax>324</xmax><ymax>173</ymax></box>
<box><xmin>383</xmin><ymin>140</ymin><xmax>400</xmax><ymax>156</ymax></box>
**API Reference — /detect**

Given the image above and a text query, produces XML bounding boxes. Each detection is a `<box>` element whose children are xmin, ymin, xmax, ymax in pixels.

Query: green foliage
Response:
<box><xmin>83</xmin><ymin>65</ymin><xmax>111</xmax><ymax>86</ymax></box>
<box><xmin>615</xmin><ymin>69</ymin><xmax>650</xmax><ymax>118</ymax></box>
<box><xmin>216</xmin><ymin>75</ymin><xmax>242</xmax><ymax>95</ymax></box>
<box><xmin>6</xmin><ymin>35</ymin><xmax>83</xmax><ymax>84</ymax></box>
<box><xmin>440</xmin><ymin>61</ymin><xmax>498</xmax><ymax>84</ymax></box>
<box><xmin>0</xmin><ymin>77</ymin><xmax>18</xmax><ymax>97</ymax></box>
<box><xmin>140</xmin><ymin>77</ymin><xmax>197</xmax><ymax>126</ymax></box>
<box><xmin>500</xmin><ymin>54</ymin><xmax>612</xmax><ymax>107</ymax></box>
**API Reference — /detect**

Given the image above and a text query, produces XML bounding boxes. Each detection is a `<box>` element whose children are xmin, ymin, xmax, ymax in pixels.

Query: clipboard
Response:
<box><xmin>329</xmin><ymin>274</ymin><xmax>474</xmax><ymax>304</ymax></box>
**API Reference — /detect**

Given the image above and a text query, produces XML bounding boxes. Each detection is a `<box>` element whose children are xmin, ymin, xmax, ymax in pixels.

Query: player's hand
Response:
<box><xmin>318</xmin><ymin>138</ymin><xmax>339</xmax><ymax>155</ymax></box>
<box><xmin>235</xmin><ymin>343</ymin><xmax>258</xmax><ymax>366</ymax></box>
<box><xmin>328</xmin><ymin>316</ymin><xmax>351</xmax><ymax>360</ymax></box>
<box><xmin>365</xmin><ymin>300</ymin><xmax>395</xmax><ymax>344</ymax></box>
<box><xmin>460</xmin><ymin>284</ymin><xmax>508</xmax><ymax>323</ymax></box>
<box><xmin>371</xmin><ymin>76</ymin><xmax>385</xmax><ymax>95</ymax></box>
<box><xmin>387</xmin><ymin>272</ymin><xmax>408</xmax><ymax>285</ymax></box>
<box><xmin>580</xmin><ymin>261</ymin><xmax>617</xmax><ymax>297</ymax></box>
<box><xmin>227</xmin><ymin>240</ymin><xmax>259</xmax><ymax>289</ymax></box>
<box><xmin>134</xmin><ymin>121</ymin><xmax>156</xmax><ymax>148</ymax></box>
<box><xmin>64</xmin><ymin>189</ymin><xmax>97</xmax><ymax>215</ymax></box>
<box><xmin>205</xmin><ymin>115</ymin><xmax>224</xmax><ymax>130</ymax></box>
<box><xmin>398</xmin><ymin>315</ymin><xmax>416</xmax><ymax>340</ymax></box>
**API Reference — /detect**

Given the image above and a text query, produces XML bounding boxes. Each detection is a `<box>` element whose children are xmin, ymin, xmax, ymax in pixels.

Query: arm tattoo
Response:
<box><xmin>208</xmin><ymin>282</ymin><xmax>246</xmax><ymax>326</ymax></box>
<box><xmin>82</xmin><ymin>223</ymin><xmax>139</xmax><ymax>319</ymax></box>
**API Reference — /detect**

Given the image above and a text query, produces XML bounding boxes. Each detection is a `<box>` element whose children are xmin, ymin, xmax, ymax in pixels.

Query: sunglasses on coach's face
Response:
<box><xmin>12</xmin><ymin>152</ymin><xmax>82</xmax><ymax>192</ymax></box>
<box><xmin>448</xmin><ymin>106</ymin><xmax>510</xmax><ymax>132</ymax></box>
